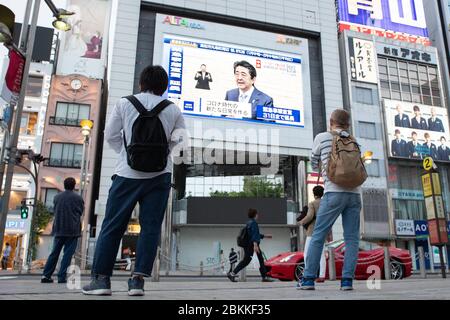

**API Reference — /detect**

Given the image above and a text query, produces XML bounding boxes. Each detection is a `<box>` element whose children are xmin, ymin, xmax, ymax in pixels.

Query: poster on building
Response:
<box><xmin>348</xmin><ymin>37</ymin><xmax>377</xmax><ymax>84</ymax></box>
<box><xmin>56</xmin><ymin>0</ymin><xmax>110</xmax><ymax>79</ymax></box>
<box><xmin>161</xmin><ymin>35</ymin><xmax>304</xmax><ymax>127</ymax></box>
<box><xmin>384</xmin><ymin>100</ymin><xmax>450</xmax><ymax>162</ymax></box>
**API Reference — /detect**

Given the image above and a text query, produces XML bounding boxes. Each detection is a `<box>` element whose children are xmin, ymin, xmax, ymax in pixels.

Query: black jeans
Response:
<box><xmin>232</xmin><ymin>244</ymin><xmax>267</xmax><ymax>279</ymax></box>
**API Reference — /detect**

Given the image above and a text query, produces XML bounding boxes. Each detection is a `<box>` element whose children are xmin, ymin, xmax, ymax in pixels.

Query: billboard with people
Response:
<box><xmin>161</xmin><ymin>35</ymin><xmax>304</xmax><ymax>127</ymax></box>
<box><xmin>384</xmin><ymin>100</ymin><xmax>450</xmax><ymax>162</ymax></box>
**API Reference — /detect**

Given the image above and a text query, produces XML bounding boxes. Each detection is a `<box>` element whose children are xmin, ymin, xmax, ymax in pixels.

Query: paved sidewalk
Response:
<box><xmin>0</xmin><ymin>275</ymin><xmax>449</xmax><ymax>300</ymax></box>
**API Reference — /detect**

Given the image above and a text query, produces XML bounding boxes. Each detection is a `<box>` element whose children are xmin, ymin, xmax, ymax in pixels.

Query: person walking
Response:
<box><xmin>82</xmin><ymin>65</ymin><xmax>186</xmax><ymax>296</ymax></box>
<box><xmin>2</xmin><ymin>243</ymin><xmax>11</xmax><ymax>270</ymax></box>
<box><xmin>298</xmin><ymin>109</ymin><xmax>366</xmax><ymax>291</ymax></box>
<box><xmin>228</xmin><ymin>248</ymin><xmax>238</xmax><ymax>273</ymax></box>
<box><xmin>298</xmin><ymin>185</ymin><xmax>326</xmax><ymax>282</ymax></box>
<box><xmin>41</xmin><ymin>177</ymin><xmax>84</xmax><ymax>283</ymax></box>
<box><xmin>227</xmin><ymin>208</ymin><xmax>274</xmax><ymax>282</ymax></box>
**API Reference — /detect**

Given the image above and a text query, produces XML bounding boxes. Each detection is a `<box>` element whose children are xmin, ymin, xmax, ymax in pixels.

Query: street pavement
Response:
<box><xmin>0</xmin><ymin>273</ymin><xmax>449</xmax><ymax>300</ymax></box>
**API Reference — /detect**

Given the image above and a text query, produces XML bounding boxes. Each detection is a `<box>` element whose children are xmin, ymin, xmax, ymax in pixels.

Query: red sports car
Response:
<box><xmin>265</xmin><ymin>240</ymin><xmax>412</xmax><ymax>281</ymax></box>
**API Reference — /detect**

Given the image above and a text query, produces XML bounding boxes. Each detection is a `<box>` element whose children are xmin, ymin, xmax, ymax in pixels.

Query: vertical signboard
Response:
<box><xmin>348</xmin><ymin>37</ymin><xmax>377</xmax><ymax>84</ymax></box>
<box><xmin>56</xmin><ymin>0</ymin><xmax>111</xmax><ymax>79</ymax></box>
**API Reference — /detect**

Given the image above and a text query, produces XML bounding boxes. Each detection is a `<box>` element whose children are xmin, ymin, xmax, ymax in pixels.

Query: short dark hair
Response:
<box><xmin>313</xmin><ymin>185</ymin><xmax>324</xmax><ymax>198</ymax></box>
<box><xmin>424</xmin><ymin>132</ymin><xmax>430</xmax><ymax>139</ymax></box>
<box><xmin>331</xmin><ymin>109</ymin><xmax>351</xmax><ymax>129</ymax></box>
<box><xmin>201</xmin><ymin>64</ymin><xmax>206</xmax><ymax>67</ymax></box>
<box><xmin>413</xmin><ymin>105</ymin><xmax>420</xmax><ymax>112</ymax></box>
<box><xmin>395</xmin><ymin>129</ymin><xmax>401</xmax><ymax>134</ymax></box>
<box><xmin>234</xmin><ymin>60</ymin><xmax>257</xmax><ymax>79</ymax></box>
<box><xmin>5</xmin><ymin>242</ymin><xmax>9</xmax><ymax>246</ymax></box>
<box><xmin>248</xmin><ymin>208</ymin><xmax>258</xmax><ymax>219</ymax></box>
<box><xmin>441</xmin><ymin>136</ymin><xmax>447</xmax><ymax>141</ymax></box>
<box><xmin>139</xmin><ymin>65</ymin><xmax>169</xmax><ymax>96</ymax></box>
<box><xmin>411</xmin><ymin>131</ymin><xmax>417</xmax><ymax>136</ymax></box>
<box><xmin>64</xmin><ymin>177</ymin><xmax>76</xmax><ymax>191</ymax></box>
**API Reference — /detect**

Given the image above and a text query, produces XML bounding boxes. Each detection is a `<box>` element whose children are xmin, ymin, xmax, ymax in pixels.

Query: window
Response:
<box><xmin>19</xmin><ymin>112</ymin><xmax>38</xmax><ymax>136</ymax></box>
<box><xmin>359</xmin><ymin>121</ymin><xmax>377</xmax><ymax>139</ymax></box>
<box><xmin>51</xmin><ymin>102</ymin><xmax>91</xmax><ymax>126</ymax></box>
<box><xmin>48</xmin><ymin>143</ymin><xmax>83</xmax><ymax>168</ymax></box>
<box><xmin>377</xmin><ymin>57</ymin><xmax>442</xmax><ymax>106</ymax></box>
<box><xmin>26</xmin><ymin>75</ymin><xmax>43</xmax><ymax>97</ymax></box>
<box><xmin>355</xmin><ymin>87</ymin><xmax>373</xmax><ymax>104</ymax></box>
<box><xmin>366</xmin><ymin>159</ymin><xmax>380</xmax><ymax>177</ymax></box>
<box><xmin>44</xmin><ymin>188</ymin><xmax>59</xmax><ymax>212</ymax></box>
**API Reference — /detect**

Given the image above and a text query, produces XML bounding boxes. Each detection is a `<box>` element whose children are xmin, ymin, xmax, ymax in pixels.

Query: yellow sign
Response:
<box><xmin>425</xmin><ymin>197</ymin><xmax>436</xmax><ymax>220</ymax></box>
<box><xmin>423</xmin><ymin>157</ymin><xmax>433</xmax><ymax>171</ymax></box>
<box><xmin>127</xmin><ymin>224</ymin><xmax>141</xmax><ymax>234</ymax></box>
<box><xmin>422</xmin><ymin>174</ymin><xmax>432</xmax><ymax>197</ymax></box>
<box><xmin>432</xmin><ymin>173</ymin><xmax>441</xmax><ymax>195</ymax></box>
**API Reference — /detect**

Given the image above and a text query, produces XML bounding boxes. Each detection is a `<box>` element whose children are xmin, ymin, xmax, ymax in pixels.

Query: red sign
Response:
<box><xmin>339</xmin><ymin>23</ymin><xmax>432</xmax><ymax>47</ymax></box>
<box><xmin>428</xmin><ymin>218</ymin><xmax>449</xmax><ymax>245</ymax></box>
<box><xmin>1</xmin><ymin>48</ymin><xmax>25</xmax><ymax>102</ymax></box>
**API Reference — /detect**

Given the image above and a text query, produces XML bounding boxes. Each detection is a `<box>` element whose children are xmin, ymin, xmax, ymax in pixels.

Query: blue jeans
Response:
<box><xmin>92</xmin><ymin>173</ymin><xmax>171</xmax><ymax>277</ymax></box>
<box><xmin>43</xmin><ymin>236</ymin><xmax>78</xmax><ymax>281</ymax></box>
<box><xmin>303</xmin><ymin>192</ymin><xmax>361</xmax><ymax>280</ymax></box>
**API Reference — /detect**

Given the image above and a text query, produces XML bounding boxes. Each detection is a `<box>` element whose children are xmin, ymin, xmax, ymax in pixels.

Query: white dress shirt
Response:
<box><xmin>104</xmin><ymin>92</ymin><xmax>186</xmax><ymax>179</ymax></box>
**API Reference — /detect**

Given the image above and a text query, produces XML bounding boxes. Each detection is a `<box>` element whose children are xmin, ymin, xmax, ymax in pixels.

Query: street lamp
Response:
<box><xmin>0</xmin><ymin>23</ymin><xmax>13</xmax><ymax>44</ymax></box>
<box><xmin>0</xmin><ymin>5</ymin><xmax>15</xmax><ymax>44</ymax></box>
<box><xmin>43</xmin><ymin>0</ymin><xmax>75</xmax><ymax>31</ymax></box>
<box><xmin>79</xmin><ymin>119</ymin><xmax>93</xmax><ymax>270</ymax></box>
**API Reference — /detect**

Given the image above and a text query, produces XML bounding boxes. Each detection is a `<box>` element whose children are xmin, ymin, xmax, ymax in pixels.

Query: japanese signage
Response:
<box><xmin>414</xmin><ymin>220</ymin><xmax>428</xmax><ymax>239</ymax></box>
<box><xmin>395</xmin><ymin>219</ymin><xmax>415</xmax><ymax>236</ymax></box>
<box><xmin>377</xmin><ymin>44</ymin><xmax>437</xmax><ymax>64</ymax></box>
<box><xmin>337</xmin><ymin>0</ymin><xmax>431</xmax><ymax>46</ymax></box>
<box><xmin>428</xmin><ymin>219</ymin><xmax>448</xmax><ymax>245</ymax></box>
<box><xmin>162</xmin><ymin>35</ymin><xmax>305</xmax><ymax>127</ymax></box>
<box><xmin>0</xmin><ymin>48</ymin><xmax>25</xmax><ymax>103</ymax></box>
<box><xmin>349</xmin><ymin>37</ymin><xmax>377</xmax><ymax>84</ymax></box>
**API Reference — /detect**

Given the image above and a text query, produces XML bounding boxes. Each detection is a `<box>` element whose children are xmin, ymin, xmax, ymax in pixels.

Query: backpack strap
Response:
<box><xmin>149</xmin><ymin>99</ymin><xmax>172</xmax><ymax>117</ymax></box>
<box><xmin>124</xmin><ymin>95</ymin><xmax>148</xmax><ymax>115</ymax></box>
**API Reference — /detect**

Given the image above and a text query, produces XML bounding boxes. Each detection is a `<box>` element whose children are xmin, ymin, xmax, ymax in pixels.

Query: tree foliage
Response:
<box><xmin>210</xmin><ymin>177</ymin><xmax>283</xmax><ymax>198</ymax></box>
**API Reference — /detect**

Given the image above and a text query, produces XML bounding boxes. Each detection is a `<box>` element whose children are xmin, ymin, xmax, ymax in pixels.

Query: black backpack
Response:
<box><xmin>237</xmin><ymin>225</ymin><xmax>250</xmax><ymax>247</ymax></box>
<box><xmin>123</xmin><ymin>95</ymin><xmax>172</xmax><ymax>172</ymax></box>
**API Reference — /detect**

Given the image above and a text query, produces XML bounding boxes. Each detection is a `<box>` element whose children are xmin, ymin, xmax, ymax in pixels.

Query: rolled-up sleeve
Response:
<box><xmin>104</xmin><ymin>99</ymin><xmax>124</xmax><ymax>154</ymax></box>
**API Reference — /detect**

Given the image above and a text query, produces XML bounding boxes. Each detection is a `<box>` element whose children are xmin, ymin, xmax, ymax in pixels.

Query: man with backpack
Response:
<box><xmin>298</xmin><ymin>109</ymin><xmax>366</xmax><ymax>291</ymax></box>
<box><xmin>82</xmin><ymin>65</ymin><xmax>186</xmax><ymax>296</ymax></box>
<box><xmin>298</xmin><ymin>185</ymin><xmax>326</xmax><ymax>282</ymax></box>
<box><xmin>227</xmin><ymin>208</ymin><xmax>273</xmax><ymax>282</ymax></box>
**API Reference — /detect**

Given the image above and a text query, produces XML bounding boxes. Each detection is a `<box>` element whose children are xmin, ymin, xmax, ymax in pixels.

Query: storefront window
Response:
<box><xmin>389</xmin><ymin>162</ymin><xmax>450</xmax><ymax>220</ymax></box>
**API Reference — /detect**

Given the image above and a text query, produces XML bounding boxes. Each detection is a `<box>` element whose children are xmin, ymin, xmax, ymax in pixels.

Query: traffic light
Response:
<box><xmin>20</xmin><ymin>200</ymin><xmax>28</xmax><ymax>219</ymax></box>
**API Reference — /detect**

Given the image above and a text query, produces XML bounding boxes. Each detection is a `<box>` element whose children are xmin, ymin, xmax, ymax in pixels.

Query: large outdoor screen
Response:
<box><xmin>162</xmin><ymin>35</ymin><xmax>304</xmax><ymax>127</ymax></box>
<box><xmin>384</xmin><ymin>100</ymin><xmax>450</xmax><ymax>162</ymax></box>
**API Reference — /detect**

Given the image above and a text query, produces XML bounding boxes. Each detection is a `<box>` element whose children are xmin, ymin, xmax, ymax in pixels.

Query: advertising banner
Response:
<box><xmin>395</xmin><ymin>219</ymin><xmax>415</xmax><ymax>236</ymax></box>
<box><xmin>56</xmin><ymin>0</ymin><xmax>110</xmax><ymax>79</ymax></box>
<box><xmin>162</xmin><ymin>35</ymin><xmax>304</xmax><ymax>127</ymax></box>
<box><xmin>348</xmin><ymin>37</ymin><xmax>377</xmax><ymax>84</ymax></box>
<box><xmin>384</xmin><ymin>100</ymin><xmax>450</xmax><ymax>162</ymax></box>
<box><xmin>0</xmin><ymin>48</ymin><xmax>25</xmax><ymax>103</ymax></box>
<box><xmin>337</xmin><ymin>0</ymin><xmax>430</xmax><ymax>46</ymax></box>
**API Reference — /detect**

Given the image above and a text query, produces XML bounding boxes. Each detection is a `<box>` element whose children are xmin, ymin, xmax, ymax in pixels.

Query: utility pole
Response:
<box><xmin>0</xmin><ymin>0</ymin><xmax>40</xmax><ymax>257</ymax></box>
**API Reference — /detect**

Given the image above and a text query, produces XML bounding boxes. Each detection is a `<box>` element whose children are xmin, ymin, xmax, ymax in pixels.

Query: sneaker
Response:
<box><xmin>340</xmin><ymin>278</ymin><xmax>353</xmax><ymax>291</ymax></box>
<box><xmin>128</xmin><ymin>277</ymin><xmax>145</xmax><ymax>296</ymax></box>
<box><xmin>297</xmin><ymin>278</ymin><xmax>315</xmax><ymax>290</ymax></box>
<box><xmin>227</xmin><ymin>272</ymin><xmax>237</xmax><ymax>282</ymax></box>
<box><xmin>262</xmin><ymin>277</ymin><xmax>275</xmax><ymax>282</ymax></box>
<box><xmin>41</xmin><ymin>277</ymin><xmax>54</xmax><ymax>284</ymax></box>
<box><xmin>82</xmin><ymin>275</ymin><xmax>112</xmax><ymax>296</ymax></box>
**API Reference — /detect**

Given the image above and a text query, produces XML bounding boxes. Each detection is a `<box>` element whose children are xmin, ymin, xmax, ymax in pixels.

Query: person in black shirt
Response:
<box><xmin>194</xmin><ymin>64</ymin><xmax>213</xmax><ymax>90</ymax></box>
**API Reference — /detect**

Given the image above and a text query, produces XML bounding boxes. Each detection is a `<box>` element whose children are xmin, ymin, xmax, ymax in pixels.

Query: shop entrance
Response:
<box><xmin>2</xmin><ymin>234</ymin><xmax>24</xmax><ymax>270</ymax></box>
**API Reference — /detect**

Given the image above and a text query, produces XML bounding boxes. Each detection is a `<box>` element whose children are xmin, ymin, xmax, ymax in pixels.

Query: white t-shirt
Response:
<box><xmin>104</xmin><ymin>92</ymin><xmax>186</xmax><ymax>179</ymax></box>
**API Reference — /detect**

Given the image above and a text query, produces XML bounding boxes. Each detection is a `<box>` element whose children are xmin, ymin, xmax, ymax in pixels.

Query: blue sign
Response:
<box><xmin>337</xmin><ymin>0</ymin><xmax>428</xmax><ymax>38</ymax></box>
<box><xmin>183</xmin><ymin>101</ymin><xmax>194</xmax><ymax>111</ymax></box>
<box><xmin>168</xmin><ymin>47</ymin><xmax>183</xmax><ymax>95</ymax></box>
<box><xmin>256</xmin><ymin>106</ymin><xmax>301</xmax><ymax>123</ymax></box>
<box><xmin>414</xmin><ymin>220</ymin><xmax>428</xmax><ymax>238</ymax></box>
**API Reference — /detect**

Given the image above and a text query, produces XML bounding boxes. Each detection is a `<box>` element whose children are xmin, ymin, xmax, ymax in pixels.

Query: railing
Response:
<box><xmin>46</xmin><ymin>158</ymin><xmax>82</xmax><ymax>168</ymax></box>
<box><xmin>49</xmin><ymin>117</ymin><xmax>93</xmax><ymax>127</ymax></box>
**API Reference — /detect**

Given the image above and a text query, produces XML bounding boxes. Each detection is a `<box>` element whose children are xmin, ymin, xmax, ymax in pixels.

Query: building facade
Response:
<box><xmin>97</xmin><ymin>0</ymin><xmax>344</xmax><ymax>272</ymax></box>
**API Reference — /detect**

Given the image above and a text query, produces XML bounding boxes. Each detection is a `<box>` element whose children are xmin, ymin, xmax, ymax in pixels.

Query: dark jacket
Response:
<box><xmin>51</xmin><ymin>190</ymin><xmax>84</xmax><ymax>237</ymax></box>
<box><xmin>395</xmin><ymin>114</ymin><xmax>410</xmax><ymax>128</ymax></box>
<box><xmin>247</xmin><ymin>219</ymin><xmax>265</xmax><ymax>245</ymax></box>
<box><xmin>391</xmin><ymin>139</ymin><xmax>408</xmax><ymax>157</ymax></box>
<box><xmin>437</xmin><ymin>145</ymin><xmax>450</xmax><ymax>161</ymax></box>
<box><xmin>225</xmin><ymin>87</ymin><xmax>273</xmax><ymax>119</ymax></box>
<box><xmin>411</xmin><ymin>117</ymin><xmax>428</xmax><ymax>130</ymax></box>
<box><xmin>428</xmin><ymin>117</ymin><xmax>445</xmax><ymax>132</ymax></box>
<box><xmin>195</xmin><ymin>71</ymin><xmax>212</xmax><ymax>90</ymax></box>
